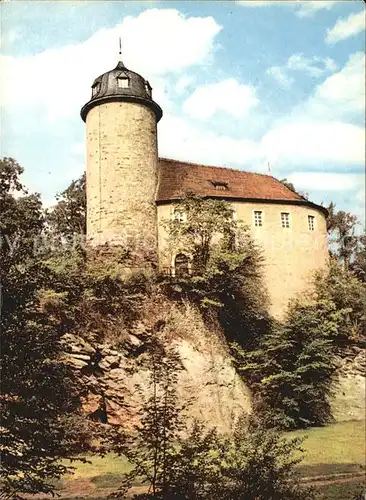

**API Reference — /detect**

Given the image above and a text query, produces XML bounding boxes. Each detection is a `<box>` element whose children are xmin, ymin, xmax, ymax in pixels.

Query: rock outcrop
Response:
<box><xmin>331</xmin><ymin>347</ymin><xmax>366</xmax><ymax>422</ymax></box>
<box><xmin>62</xmin><ymin>302</ymin><xmax>252</xmax><ymax>433</ymax></box>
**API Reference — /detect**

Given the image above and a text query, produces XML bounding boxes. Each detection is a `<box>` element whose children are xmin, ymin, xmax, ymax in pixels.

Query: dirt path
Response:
<box><xmin>301</xmin><ymin>471</ymin><xmax>365</xmax><ymax>485</ymax></box>
<box><xmin>24</xmin><ymin>472</ymin><xmax>366</xmax><ymax>499</ymax></box>
<box><xmin>307</xmin><ymin>475</ymin><xmax>365</xmax><ymax>487</ymax></box>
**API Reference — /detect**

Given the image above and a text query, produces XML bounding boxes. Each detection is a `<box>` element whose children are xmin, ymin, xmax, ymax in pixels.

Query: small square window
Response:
<box><xmin>145</xmin><ymin>81</ymin><xmax>152</xmax><ymax>96</ymax></box>
<box><xmin>117</xmin><ymin>77</ymin><xmax>129</xmax><ymax>89</ymax></box>
<box><xmin>254</xmin><ymin>211</ymin><xmax>263</xmax><ymax>227</ymax></box>
<box><xmin>308</xmin><ymin>215</ymin><xmax>315</xmax><ymax>231</ymax></box>
<box><xmin>281</xmin><ymin>212</ymin><xmax>290</xmax><ymax>228</ymax></box>
<box><xmin>172</xmin><ymin>208</ymin><xmax>186</xmax><ymax>223</ymax></box>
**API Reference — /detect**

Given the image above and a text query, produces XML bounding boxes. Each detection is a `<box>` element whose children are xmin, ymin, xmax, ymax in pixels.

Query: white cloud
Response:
<box><xmin>287</xmin><ymin>172</ymin><xmax>364</xmax><ymax>192</ymax></box>
<box><xmin>308</xmin><ymin>52</ymin><xmax>365</xmax><ymax>117</ymax></box>
<box><xmin>326</xmin><ymin>10</ymin><xmax>366</xmax><ymax>44</ymax></box>
<box><xmin>287</xmin><ymin>54</ymin><xmax>337</xmax><ymax>76</ymax></box>
<box><xmin>235</xmin><ymin>1</ymin><xmax>278</xmax><ymax>6</ymax></box>
<box><xmin>159</xmin><ymin>114</ymin><xmax>264</xmax><ymax>168</ymax></box>
<box><xmin>261</xmin><ymin>122</ymin><xmax>365</xmax><ymax>168</ymax></box>
<box><xmin>295</xmin><ymin>1</ymin><xmax>338</xmax><ymax>18</ymax></box>
<box><xmin>0</xmin><ymin>9</ymin><xmax>221</xmax><ymax>120</ymax></box>
<box><xmin>267</xmin><ymin>66</ymin><xmax>294</xmax><ymax>88</ymax></box>
<box><xmin>175</xmin><ymin>75</ymin><xmax>195</xmax><ymax>95</ymax></box>
<box><xmin>267</xmin><ymin>53</ymin><xmax>337</xmax><ymax>88</ymax></box>
<box><xmin>183</xmin><ymin>78</ymin><xmax>259</xmax><ymax>120</ymax></box>
<box><xmin>236</xmin><ymin>0</ymin><xmax>337</xmax><ymax>17</ymax></box>
<box><xmin>0</xmin><ymin>28</ymin><xmax>21</xmax><ymax>48</ymax></box>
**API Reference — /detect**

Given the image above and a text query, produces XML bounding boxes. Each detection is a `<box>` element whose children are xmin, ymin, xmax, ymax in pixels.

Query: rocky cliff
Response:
<box><xmin>62</xmin><ymin>301</ymin><xmax>252</xmax><ymax>433</ymax></box>
<box><xmin>62</xmin><ymin>294</ymin><xmax>365</xmax><ymax>431</ymax></box>
<box><xmin>331</xmin><ymin>347</ymin><xmax>366</xmax><ymax>422</ymax></box>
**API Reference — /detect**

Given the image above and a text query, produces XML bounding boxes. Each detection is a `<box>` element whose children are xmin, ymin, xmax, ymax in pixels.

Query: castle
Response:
<box><xmin>81</xmin><ymin>55</ymin><xmax>329</xmax><ymax>317</ymax></box>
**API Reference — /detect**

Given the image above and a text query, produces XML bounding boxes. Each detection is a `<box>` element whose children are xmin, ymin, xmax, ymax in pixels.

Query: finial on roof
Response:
<box><xmin>116</xmin><ymin>36</ymin><xmax>126</xmax><ymax>69</ymax></box>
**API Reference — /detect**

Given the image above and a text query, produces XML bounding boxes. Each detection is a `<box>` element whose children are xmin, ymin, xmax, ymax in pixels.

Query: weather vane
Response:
<box><xmin>119</xmin><ymin>37</ymin><xmax>122</xmax><ymax>57</ymax></box>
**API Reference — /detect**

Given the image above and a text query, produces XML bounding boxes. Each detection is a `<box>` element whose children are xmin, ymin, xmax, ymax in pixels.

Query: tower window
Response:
<box><xmin>281</xmin><ymin>212</ymin><xmax>290</xmax><ymax>228</ymax></box>
<box><xmin>92</xmin><ymin>83</ymin><xmax>101</xmax><ymax>97</ymax></box>
<box><xmin>308</xmin><ymin>215</ymin><xmax>315</xmax><ymax>231</ymax></box>
<box><xmin>254</xmin><ymin>211</ymin><xmax>263</xmax><ymax>227</ymax></box>
<box><xmin>145</xmin><ymin>81</ymin><xmax>152</xmax><ymax>96</ymax></box>
<box><xmin>117</xmin><ymin>77</ymin><xmax>129</xmax><ymax>89</ymax></box>
<box><xmin>172</xmin><ymin>208</ymin><xmax>186</xmax><ymax>223</ymax></box>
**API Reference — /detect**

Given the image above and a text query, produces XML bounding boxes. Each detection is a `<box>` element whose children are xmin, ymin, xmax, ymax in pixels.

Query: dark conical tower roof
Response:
<box><xmin>80</xmin><ymin>58</ymin><xmax>162</xmax><ymax>122</ymax></box>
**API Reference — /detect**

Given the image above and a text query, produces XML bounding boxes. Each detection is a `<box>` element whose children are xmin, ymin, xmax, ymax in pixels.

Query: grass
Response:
<box><xmin>62</xmin><ymin>453</ymin><xmax>131</xmax><ymax>479</ymax></box>
<box><xmin>288</xmin><ymin>420</ymin><xmax>365</xmax><ymax>469</ymax></box>
<box><xmin>314</xmin><ymin>480</ymin><xmax>365</xmax><ymax>499</ymax></box>
<box><xmin>58</xmin><ymin>420</ymin><xmax>365</xmax><ymax>499</ymax></box>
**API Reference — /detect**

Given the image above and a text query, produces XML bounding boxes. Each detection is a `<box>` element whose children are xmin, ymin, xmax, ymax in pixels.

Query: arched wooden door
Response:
<box><xmin>174</xmin><ymin>253</ymin><xmax>190</xmax><ymax>277</ymax></box>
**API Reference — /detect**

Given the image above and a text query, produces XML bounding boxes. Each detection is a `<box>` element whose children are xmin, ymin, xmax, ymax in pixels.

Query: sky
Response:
<box><xmin>0</xmin><ymin>0</ymin><xmax>365</xmax><ymax>223</ymax></box>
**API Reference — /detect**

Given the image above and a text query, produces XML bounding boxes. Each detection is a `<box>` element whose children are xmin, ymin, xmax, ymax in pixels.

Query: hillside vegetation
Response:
<box><xmin>1</xmin><ymin>158</ymin><xmax>365</xmax><ymax>499</ymax></box>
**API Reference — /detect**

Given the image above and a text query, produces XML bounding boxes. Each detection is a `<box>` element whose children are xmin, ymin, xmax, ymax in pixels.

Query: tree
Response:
<box><xmin>217</xmin><ymin>416</ymin><xmax>315</xmax><ymax>500</ymax></box>
<box><xmin>233</xmin><ymin>260</ymin><xmax>365</xmax><ymax>430</ymax></box>
<box><xmin>109</xmin><ymin>333</ymin><xmax>313</xmax><ymax>499</ymax></box>
<box><xmin>350</xmin><ymin>234</ymin><xmax>366</xmax><ymax>282</ymax></box>
<box><xmin>280</xmin><ymin>178</ymin><xmax>308</xmax><ymax>200</ymax></box>
<box><xmin>154</xmin><ymin>416</ymin><xmax>314</xmax><ymax>500</ymax></box>
<box><xmin>46</xmin><ymin>172</ymin><xmax>86</xmax><ymax>238</ymax></box>
<box><xmin>326</xmin><ymin>202</ymin><xmax>361</xmax><ymax>268</ymax></box>
<box><xmin>162</xmin><ymin>195</ymin><xmax>268</xmax><ymax>317</ymax></box>
<box><xmin>312</xmin><ymin>260</ymin><xmax>365</xmax><ymax>346</ymax></box>
<box><xmin>0</xmin><ymin>158</ymin><xmax>88</xmax><ymax>498</ymax></box>
<box><xmin>110</xmin><ymin>335</ymin><xmax>186</xmax><ymax>499</ymax></box>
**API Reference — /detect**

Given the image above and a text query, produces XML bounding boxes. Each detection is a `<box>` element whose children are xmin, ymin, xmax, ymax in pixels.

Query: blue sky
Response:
<box><xmin>0</xmin><ymin>0</ymin><xmax>365</xmax><ymax>222</ymax></box>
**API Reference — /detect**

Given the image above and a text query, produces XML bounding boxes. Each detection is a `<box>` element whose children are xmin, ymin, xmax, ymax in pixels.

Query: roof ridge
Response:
<box><xmin>158</xmin><ymin>157</ymin><xmax>275</xmax><ymax>180</ymax></box>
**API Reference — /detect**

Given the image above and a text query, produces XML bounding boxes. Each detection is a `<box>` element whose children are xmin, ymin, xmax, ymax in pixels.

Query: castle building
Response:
<box><xmin>81</xmin><ymin>56</ymin><xmax>329</xmax><ymax>317</ymax></box>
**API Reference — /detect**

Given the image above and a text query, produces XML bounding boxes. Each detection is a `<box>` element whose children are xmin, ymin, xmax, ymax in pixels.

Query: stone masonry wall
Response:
<box><xmin>85</xmin><ymin>102</ymin><xmax>158</xmax><ymax>258</ymax></box>
<box><xmin>157</xmin><ymin>201</ymin><xmax>329</xmax><ymax>318</ymax></box>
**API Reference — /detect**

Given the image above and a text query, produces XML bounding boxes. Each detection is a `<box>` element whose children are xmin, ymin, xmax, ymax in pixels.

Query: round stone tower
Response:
<box><xmin>81</xmin><ymin>56</ymin><xmax>163</xmax><ymax>263</ymax></box>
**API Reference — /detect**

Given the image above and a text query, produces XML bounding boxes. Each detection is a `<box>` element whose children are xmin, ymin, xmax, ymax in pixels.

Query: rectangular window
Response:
<box><xmin>281</xmin><ymin>212</ymin><xmax>290</xmax><ymax>228</ymax></box>
<box><xmin>117</xmin><ymin>77</ymin><xmax>129</xmax><ymax>88</ymax></box>
<box><xmin>308</xmin><ymin>215</ymin><xmax>315</xmax><ymax>231</ymax></box>
<box><xmin>172</xmin><ymin>208</ymin><xmax>186</xmax><ymax>223</ymax></box>
<box><xmin>254</xmin><ymin>211</ymin><xmax>263</xmax><ymax>227</ymax></box>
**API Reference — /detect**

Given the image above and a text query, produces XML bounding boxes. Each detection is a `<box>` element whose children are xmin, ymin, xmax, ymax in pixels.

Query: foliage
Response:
<box><xmin>109</xmin><ymin>336</ymin><xmax>186</xmax><ymax>498</ymax></box>
<box><xmin>0</xmin><ymin>158</ymin><xmax>89</xmax><ymax>499</ymax></box>
<box><xmin>41</xmin><ymin>248</ymin><xmax>151</xmax><ymax>345</ymax></box>
<box><xmin>106</xmin><ymin>330</ymin><xmax>313</xmax><ymax>500</ymax></box>
<box><xmin>46</xmin><ymin>172</ymin><xmax>86</xmax><ymax>238</ymax></box>
<box><xmin>234</xmin><ymin>305</ymin><xmax>335</xmax><ymax>429</ymax></box>
<box><xmin>161</xmin><ymin>195</ymin><xmax>269</xmax><ymax>329</ymax></box>
<box><xmin>117</xmin><ymin>414</ymin><xmax>314</xmax><ymax>499</ymax></box>
<box><xmin>232</xmin><ymin>260</ymin><xmax>365</xmax><ymax>429</ymax></box>
<box><xmin>280</xmin><ymin>178</ymin><xmax>308</xmax><ymax>200</ymax></box>
<box><xmin>312</xmin><ymin>260</ymin><xmax>365</xmax><ymax>346</ymax></box>
<box><xmin>326</xmin><ymin>202</ymin><xmax>363</xmax><ymax>270</ymax></box>
<box><xmin>351</xmin><ymin>234</ymin><xmax>366</xmax><ymax>282</ymax></box>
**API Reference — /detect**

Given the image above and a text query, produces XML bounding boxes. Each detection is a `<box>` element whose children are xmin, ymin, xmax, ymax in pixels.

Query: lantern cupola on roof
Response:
<box><xmin>80</xmin><ymin>51</ymin><xmax>162</xmax><ymax>122</ymax></box>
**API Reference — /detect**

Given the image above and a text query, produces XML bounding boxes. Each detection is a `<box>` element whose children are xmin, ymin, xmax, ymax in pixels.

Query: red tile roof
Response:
<box><xmin>157</xmin><ymin>158</ymin><xmax>305</xmax><ymax>203</ymax></box>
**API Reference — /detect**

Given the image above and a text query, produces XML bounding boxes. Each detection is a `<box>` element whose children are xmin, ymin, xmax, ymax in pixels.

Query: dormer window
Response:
<box><xmin>210</xmin><ymin>180</ymin><xmax>229</xmax><ymax>191</ymax></box>
<box><xmin>144</xmin><ymin>81</ymin><xmax>152</xmax><ymax>97</ymax></box>
<box><xmin>117</xmin><ymin>76</ymin><xmax>129</xmax><ymax>89</ymax></box>
<box><xmin>92</xmin><ymin>83</ymin><xmax>101</xmax><ymax>97</ymax></box>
